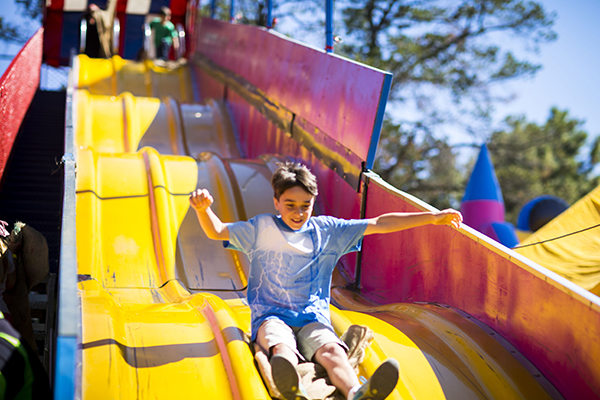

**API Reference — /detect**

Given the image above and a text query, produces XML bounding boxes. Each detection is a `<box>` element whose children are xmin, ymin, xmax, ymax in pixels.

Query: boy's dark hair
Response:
<box><xmin>271</xmin><ymin>162</ymin><xmax>318</xmax><ymax>200</ymax></box>
<box><xmin>160</xmin><ymin>6</ymin><xmax>171</xmax><ymax>16</ymax></box>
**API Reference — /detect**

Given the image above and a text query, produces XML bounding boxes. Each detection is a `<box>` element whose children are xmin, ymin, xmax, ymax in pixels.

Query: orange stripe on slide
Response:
<box><xmin>110</xmin><ymin>58</ymin><xmax>117</xmax><ymax>96</ymax></box>
<box><xmin>164</xmin><ymin>97</ymin><xmax>181</xmax><ymax>155</ymax></box>
<box><xmin>199</xmin><ymin>299</ymin><xmax>242</xmax><ymax>400</ymax></box>
<box><xmin>142</xmin><ymin>151</ymin><xmax>167</xmax><ymax>284</ymax></box>
<box><xmin>122</xmin><ymin>97</ymin><xmax>130</xmax><ymax>152</ymax></box>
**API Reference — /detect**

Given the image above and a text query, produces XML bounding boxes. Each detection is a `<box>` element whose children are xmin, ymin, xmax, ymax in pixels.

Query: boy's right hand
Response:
<box><xmin>189</xmin><ymin>189</ymin><xmax>214</xmax><ymax>211</ymax></box>
<box><xmin>432</xmin><ymin>208</ymin><xmax>463</xmax><ymax>229</ymax></box>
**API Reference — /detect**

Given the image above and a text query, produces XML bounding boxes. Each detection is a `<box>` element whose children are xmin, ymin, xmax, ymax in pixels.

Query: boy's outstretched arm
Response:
<box><xmin>189</xmin><ymin>189</ymin><xmax>230</xmax><ymax>240</ymax></box>
<box><xmin>364</xmin><ymin>209</ymin><xmax>462</xmax><ymax>236</ymax></box>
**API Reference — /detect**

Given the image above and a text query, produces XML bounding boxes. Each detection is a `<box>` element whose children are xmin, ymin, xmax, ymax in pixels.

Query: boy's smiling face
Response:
<box><xmin>273</xmin><ymin>186</ymin><xmax>315</xmax><ymax>230</ymax></box>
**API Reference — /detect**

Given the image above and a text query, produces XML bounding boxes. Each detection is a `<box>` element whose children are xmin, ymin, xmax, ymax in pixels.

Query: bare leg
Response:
<box><xmin>271</xmin><ymin>342</ymin><xmax>299</xmax><ymax>365</ymax></box>
<box><xmin>313</xmin><ymin>342</ymin><xmax>360</xmax><ymax>398</ymax></box>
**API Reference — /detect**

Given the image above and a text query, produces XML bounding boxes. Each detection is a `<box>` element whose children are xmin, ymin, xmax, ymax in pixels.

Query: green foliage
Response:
<box><xmin>488</xmin><ymin>108</ymin><xmax>599</xmax><ymax>222</ymax></box>
<box><xmin>328</xmin><ymin>1</ymin><xmax>600</xmax><ymax>220</ymax></box>
<box><xmin>307</xmin><ymin>0</ymin><xmax>561</xmax><ymax>213</ymax></box>
<box><xmin>199</xmin><ymin>0</ymin><xmax>284</xmax><ymax>27</ymax></box>
<box><xmin>15</xmin><ymin>0</ymin><xmax>43</xmax><ymax>20</ymax></box>
<box><xmin>266</xmin><ymin>1</ymin><xmax>598</xmax><ymax>218</ymax></box>
<box><xmin>374</xmin><ymin>119</ymin><xmax>466</xmax><ymax>210</ymax></box>
<box><xmin>0</xmin><ymin>0</ymin><xmax>42</xmax><ymax>44</ymax></box>
<box><xmin>317</xmin><ymin>0</ymin><xmax>600</xmax><ymax>221</ymax></box>
<box><xmin>337</xmin><ymin>0</ymin><xmax>555</xmax><ymax>100</ymax></box>
<box><xmin>0</xmin><ymin>18</ymin><xmax>22</xmax><ymax>43</ymax></box>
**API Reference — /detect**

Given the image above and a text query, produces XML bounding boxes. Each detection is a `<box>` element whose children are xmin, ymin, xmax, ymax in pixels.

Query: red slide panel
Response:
<box><xmin>0</xmin><ymin>29</ymin><xmax>43</xmax><ymax>181</ymax></box>
<box><xmin>361</xmin><ymin>175</ymin><xmax>600</xmax><ymax>400</ymax></box>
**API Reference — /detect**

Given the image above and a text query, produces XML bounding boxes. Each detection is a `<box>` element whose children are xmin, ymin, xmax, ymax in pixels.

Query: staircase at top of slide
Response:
<box><xmin>72</xmin><ymin>52</ymin><xmax>560</xmax><ymax>400</ymax></box>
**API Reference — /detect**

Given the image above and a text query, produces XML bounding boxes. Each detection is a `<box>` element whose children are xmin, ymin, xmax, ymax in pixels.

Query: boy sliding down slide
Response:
<box><xmin>190</xmin><ymin>162</ymin><xmax>462</xmax><ymax>400</ymax></box>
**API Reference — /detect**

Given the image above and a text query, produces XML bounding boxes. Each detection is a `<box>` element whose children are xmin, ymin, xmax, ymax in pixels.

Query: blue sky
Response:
<box><xmin>1</xmin><ymin>0</ymin><xmax>599</xmax><ymax>143</ymax></box>
<box><xmin>493</xmin><ymin>0</ymin><xmax>600</xmax><ymax>140</ymax></box>
<box><xmin>0</xmin><ymin>0</ymin><xmax>41</xmax><ymax>75</ymax></box>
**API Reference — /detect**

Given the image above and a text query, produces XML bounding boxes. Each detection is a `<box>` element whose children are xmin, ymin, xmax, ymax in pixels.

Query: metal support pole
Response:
<box><xmin>267</xmin><ymin>0</ymin><xmax>273</xmax><ymax>29</ymax></box>
<box><xmin>210</xmin><ymin>0</ymin><xmax>217</xmax><ymax>19</ymax></box>
<box><xmin>325</xmin><ymin>0</ymin><xmax>333</xmax><ymax>53</ymax></box>
<box><xmin>230</xmin><ymin>0</ymin><xmax>235</xmax><ymax>23</ymax></box>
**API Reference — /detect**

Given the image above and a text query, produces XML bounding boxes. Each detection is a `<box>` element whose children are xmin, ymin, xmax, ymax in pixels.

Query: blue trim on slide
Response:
<box><xmin>325</xmin><ymin>0</ymin><xmax>333</xmax><ymax>53</ymax></box>
<box><xmin>366</xmin><ymin>72</ymin><xmax>393</xmax><ymax>170</ymax></box>
<box><xmin>267</xmin><ymin>0</ymin><xmax>273</xmax><ymax>28</ymax></box>
<box><xmin>54</xmin><ymin>336</ymin><xmax>77</xmax><ymax>400</ymax></box>
<box><xmin>210</xmin><ymin>0</ymin><xmax>217</xmax><ymax>19</ymax></box>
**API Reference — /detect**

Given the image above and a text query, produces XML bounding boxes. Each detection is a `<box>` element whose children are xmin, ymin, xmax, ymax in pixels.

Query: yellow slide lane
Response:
<box><xmin>74</xmin><ymin>55</ymin><xmax>556</xmax><ymax>399</ymax></box>
<box><xmin>75</xmin><ymin>90</ymin><xmax>238</xmax><ymax>157</ymax></box>
<box><xmin>80</xmin><ymin>278</ymin><xmax>268</xmax><ymax>399</ymax></box>
<box><xmin>76</xmin><ymin>147</ymin><xmax>271</xmax><ymax>397</ymax></box>
<box><xmin>332</xmin><ymin>287</ymin><xmax>553</xmax><ymax>400</ymax></box>
<box><xmin>75</xmin><ymin>55</ymin><xmax>193</xmax><ymax>102</ymax></box>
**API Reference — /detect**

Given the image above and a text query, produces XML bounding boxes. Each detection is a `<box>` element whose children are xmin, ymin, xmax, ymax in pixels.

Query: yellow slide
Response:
<box><xmin>73</xmin><ymin>55</ymin><xmax>556</xmax><ymax>399</ymax></box>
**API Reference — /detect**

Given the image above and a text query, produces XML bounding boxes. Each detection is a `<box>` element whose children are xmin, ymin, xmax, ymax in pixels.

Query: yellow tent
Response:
<box><xmin>515</xmin><ymin>185</ymin><xmax>600</xmax><ymax>296</ymax></box>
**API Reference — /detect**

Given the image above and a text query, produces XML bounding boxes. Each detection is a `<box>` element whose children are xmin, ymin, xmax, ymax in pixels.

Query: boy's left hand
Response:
<box><xmin>433</xmin><ymin>209</ymin><xmax>463</xmax><ymax>229</ymax></box>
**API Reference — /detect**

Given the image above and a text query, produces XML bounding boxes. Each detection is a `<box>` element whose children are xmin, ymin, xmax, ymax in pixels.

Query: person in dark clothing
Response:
<box><xmin>81</xmin><ymin>1</ymin><xmax>116</xmax><ymax>58</ymax></box>
<box><xmin>0</xmin><ymin>312</ymin><xmax>52</xmax><ymax>399</ymax></box>
<box><xmin>82</xmin><ymin>4</ymin><xmax>102</xmax><ymax>57</ymax></box>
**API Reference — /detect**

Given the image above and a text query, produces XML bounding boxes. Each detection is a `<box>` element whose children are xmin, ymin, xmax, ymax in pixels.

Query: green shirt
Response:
<box><xmin>150</xmin><ymin>19</ymin><xmax>177</xmax><ymax>48</ymax></box>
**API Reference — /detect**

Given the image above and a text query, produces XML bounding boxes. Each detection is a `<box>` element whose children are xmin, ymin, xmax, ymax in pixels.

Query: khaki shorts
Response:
<box><xmin>255</xmin><ymin>317</ymin><xmax>348</xmax><ymax>362</ymax></box>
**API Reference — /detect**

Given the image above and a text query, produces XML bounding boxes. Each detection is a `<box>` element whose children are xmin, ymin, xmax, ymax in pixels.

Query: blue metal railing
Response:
<box><xmin>53</xmin><ymin>65</ymin><xmax>81</xmax><ymax>400</ymax></box>
<box><xmin>325</xmin><ymin>0</ymin><xmax>333</xmax><ymax>53</ymax></box>
<box><xmin>267</xmin><ymin>0</ymin><xmax>273</xmax><ymax>28</ymax></box>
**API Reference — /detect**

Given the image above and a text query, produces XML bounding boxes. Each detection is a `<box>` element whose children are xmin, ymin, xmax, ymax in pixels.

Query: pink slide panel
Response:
<box><xmin>196</xmin><ymin>18</ymin><xmax>387</xmax><ymax>162</ymax></box>
<box><xmin>194</xmin><ymin>65</ymin><xmax>225</xmax><ymax>101</ymax></box>
<box><xmin>226</xmin><ymin>91</ymin><xmax>362</xmax><ymax>220</ymax></box>
<box><xmin>360</xmin><ymin>177</ymin><xmax>600</xmax><ymax>399</ymax></box>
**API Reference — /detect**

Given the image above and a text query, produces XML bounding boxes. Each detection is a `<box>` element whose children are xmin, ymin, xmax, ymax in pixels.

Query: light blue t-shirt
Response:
<box><xmin>225</xmin><ymin>214</ymin><xmax>369</xmax><ymax>340</ymax></box>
